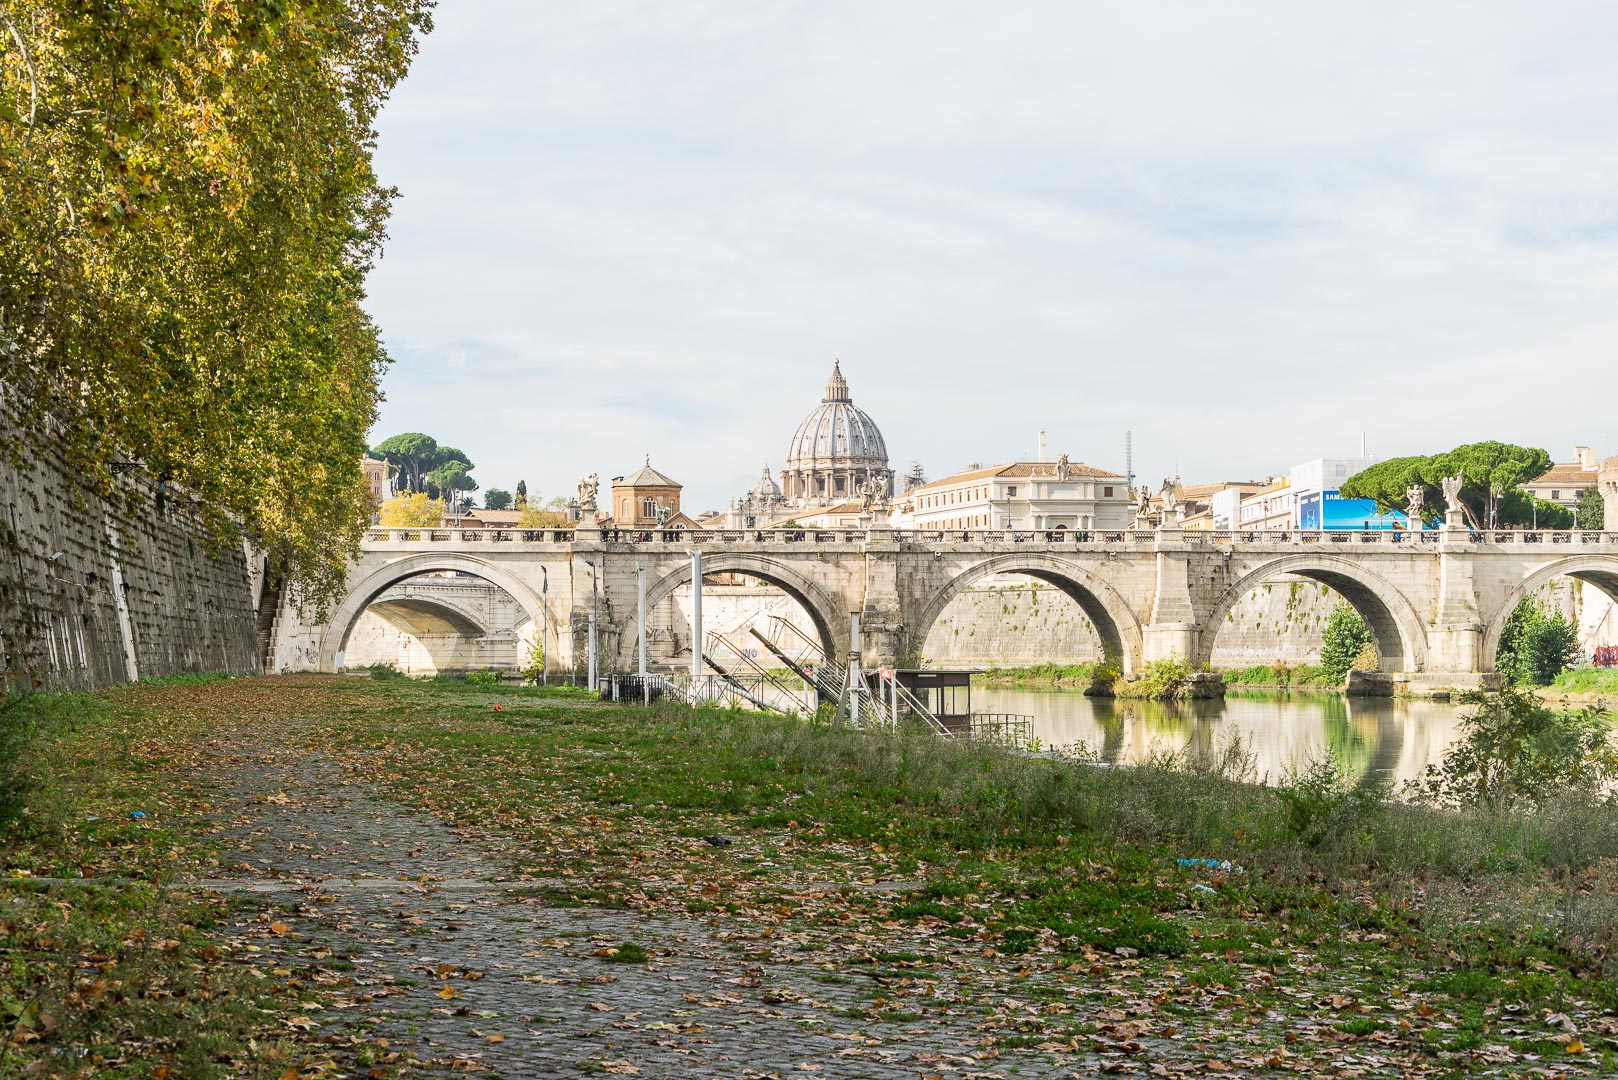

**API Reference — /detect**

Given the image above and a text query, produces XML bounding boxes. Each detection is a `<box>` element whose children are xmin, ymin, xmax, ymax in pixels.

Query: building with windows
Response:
<box><xmin>1520</xmin><ymin>446</ymin><xmax>1605</xmax><ymax>511</ymax></box>
<box><xmin>908</xmin><ymin>459</ymin><xmax>1132</xmax><ymax>533</ymax></box>
<box><xmin>604</xmin><ymin>459</ymin><xmax>702</xmax><ymax>530</ymax></box>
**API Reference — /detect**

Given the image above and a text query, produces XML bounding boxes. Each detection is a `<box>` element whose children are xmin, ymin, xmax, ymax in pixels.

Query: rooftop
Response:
<box><xmin>911</xmin><ymin>460</ymin><xmax>1125</xmax><ymax>494</ymax></box>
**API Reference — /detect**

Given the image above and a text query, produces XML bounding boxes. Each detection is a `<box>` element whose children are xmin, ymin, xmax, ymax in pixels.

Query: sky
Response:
<box><xmin>365</xmin><ymin>1</ymin><xmax>1618</xmax><ymax>513</ymax></box>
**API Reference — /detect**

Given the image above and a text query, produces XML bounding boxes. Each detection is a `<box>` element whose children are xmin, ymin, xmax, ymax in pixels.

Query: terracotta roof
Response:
<box><xmin>911</xmin><ymin>461</ymin><xmax>1125</xmax><ymax>494</ymax></box>
<box><xmin>1523</xmin><ymin>463</ymin><xmax>1600</xmax><ymax>488</ymax></box>
<box><xmin>792</xmin><ymin>501</ymin><xmax>866</xmax><ymax>520</ymax></box>
<box><xmin>615</xmin><ymin>459</ymin><xmax>682</xmax><ymax>488</ymax></box>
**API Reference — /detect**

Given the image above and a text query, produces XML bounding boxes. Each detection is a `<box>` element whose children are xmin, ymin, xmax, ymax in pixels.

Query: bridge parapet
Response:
<box><xmin>359</xmin><ymin>526</ymin><xmax>1618</xmax><ymax>554</ymax></box>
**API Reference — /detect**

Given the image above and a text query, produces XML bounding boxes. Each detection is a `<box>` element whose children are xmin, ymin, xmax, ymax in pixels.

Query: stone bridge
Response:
<box><xmin>267</xmin><ymin>525</ymin><xmax>1618</xmax><ymax>694</ymax></box>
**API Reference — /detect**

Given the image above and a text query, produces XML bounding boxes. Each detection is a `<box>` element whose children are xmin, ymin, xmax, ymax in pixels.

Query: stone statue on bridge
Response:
<box><xmin>857</xmin><ymin>474</ymin><xmax>885</xmax><ymax>512</ymax></box>
<box><xmin>1405</xmin><ymin>484</ymin><xmax>1425</xmax><ymax>519</ymax></box>
<box><xmin>1440</xmin><ymin>473</ymin><xmax>1465</xmax><ymax>514</ymax></box>
<box><xmin>578</xmin><ymin>473</ymin><xmax>599</xmax><ymax>514</ymax></box>
<box><xmin>1055</xmin><ymin>453</ymin><xmax>1071</xmax><ymax>481</ymax></box>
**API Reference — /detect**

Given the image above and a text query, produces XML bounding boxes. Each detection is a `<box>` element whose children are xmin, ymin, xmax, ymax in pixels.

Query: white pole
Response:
<box><xmin>636</xmin><ymin>561</ymin><xmax>647</xmax><ymax>678</ymax></box>
<box><xmin>540</xmin><ymin>567</ymin><xmax>549</xmax><ymax>687</ymax></box>
<box><xmin>690</xmin><ymin>549</ymin><xmax>703</xmax><ymax>681</ymax></box>
<box><xmin>847</xmin><ymin>611</ymin><xmax>861</xmax><ymax>716</ymax></box>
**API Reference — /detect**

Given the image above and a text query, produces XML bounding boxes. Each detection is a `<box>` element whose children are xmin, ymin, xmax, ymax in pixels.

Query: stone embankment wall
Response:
<box><xmin>0</xmin><ymin>432</ymin><xmax>260</xmax><ymax>691</ymax></box>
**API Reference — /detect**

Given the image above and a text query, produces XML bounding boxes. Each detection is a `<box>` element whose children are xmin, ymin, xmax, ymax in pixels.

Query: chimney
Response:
<box><xmin>1038</xmin><ymin>431</ymin><xmax>1047</xmax><ymax>463</ymax></box>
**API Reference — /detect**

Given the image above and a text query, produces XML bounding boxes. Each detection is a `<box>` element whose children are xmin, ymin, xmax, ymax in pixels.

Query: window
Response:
<box><xmin>1007</xmin><ymin>486</ymin><xmax>1017</xmax><ymax>497</ymax></box>
<box><xmin>1335</xmin><ymin>465</ymin><xmax>1347</xmax><ymax>477</ymax></box>
<box><xmin>1552</xmin><ymin>490</ymin><xmax>1561</xmax><ymax>500</ymax></box>
<box><xmin>642</xmin><ymin>497</ymin><xmax>658</xmax><ymax>517</ymax></box>
<box><xmin>1104</xmin><ymin>486</ymin><xmax>1113</xmax><ymax>497</ymax></box>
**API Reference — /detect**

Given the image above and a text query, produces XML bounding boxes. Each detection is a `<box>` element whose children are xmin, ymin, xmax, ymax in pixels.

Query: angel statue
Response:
<box><xmin>1440</xmin><ymin>473</ymin><xmax>1465</xmax><ymax>514</ymax></box>
<box><xmin>857</xmin><ymin>474</ymin><xmax>883</xmax><ymax>511</ymax></box>
<box><xmin>577</xmin><ymin>472</ymin><xmax>600</xmax><ymax>513</ymax></box>
<box><xmin>1404</xmin><ymin>484</ymin><xmax>1425</xmax><ymax>516</ymax></box>
<box><xmin>1055</xmin><ymin>453</ymin><xmax>1072</xmax><ymax>481</ymax></box>
<box><xmin>1159</xmin><ymin>477</ymin><xmax>1179</xmax><ymax>514</ymax></box>
<box><xmin>1134</xmin><ymin>487</ymin><xmax>1152</xmax><ymax>514</ymax></box>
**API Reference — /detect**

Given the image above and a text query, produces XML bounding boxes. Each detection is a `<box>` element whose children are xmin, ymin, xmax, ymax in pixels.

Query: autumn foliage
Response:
<box><xmin>0</xmin><ymin>1</ymin><xmax>433</xmax><ymax>608</ymax></box>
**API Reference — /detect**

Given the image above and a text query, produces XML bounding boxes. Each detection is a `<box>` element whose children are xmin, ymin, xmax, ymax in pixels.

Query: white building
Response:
<box><xmin>908</xmin><ymin>459</ymin><xmax>1132</xmax><ymax>533</ymax></box>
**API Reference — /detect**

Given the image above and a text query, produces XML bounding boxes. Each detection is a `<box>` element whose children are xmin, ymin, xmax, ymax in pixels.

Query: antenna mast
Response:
<box><xmin>1125</xmin><ymin>430</ymin><xmax>1135</xmax><ymax>491</ymax></box>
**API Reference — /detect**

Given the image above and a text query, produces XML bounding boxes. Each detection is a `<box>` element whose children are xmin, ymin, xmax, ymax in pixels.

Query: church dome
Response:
<box><xmin>786</xmin><ymin>361</ymin><xmax>888</xmax><ymax>467</ymax></box>
<box><xmin>751</xmin><ymin>463</ymin><xmax>782</xmax><ymax>499</ymax></box>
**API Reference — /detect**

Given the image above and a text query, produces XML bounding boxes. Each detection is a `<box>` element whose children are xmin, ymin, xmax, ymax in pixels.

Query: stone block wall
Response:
<box><xmin>0</xmin><ymin>433</ymin><xmax>259</xmax><ymax>691</ymax></box>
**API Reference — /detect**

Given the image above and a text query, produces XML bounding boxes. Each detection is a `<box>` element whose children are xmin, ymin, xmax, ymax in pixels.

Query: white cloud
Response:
<box><xmin>365</xmin><ymin>1</ymin><xmax>1618</xmax><ymax>508</ymax></box>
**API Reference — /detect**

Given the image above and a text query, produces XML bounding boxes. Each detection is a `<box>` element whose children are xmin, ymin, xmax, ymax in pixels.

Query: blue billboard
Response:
<box><xmin>1302</xmin><ymin>491</ymin><xmax>1414</xmax><ymax>531</ymax></box>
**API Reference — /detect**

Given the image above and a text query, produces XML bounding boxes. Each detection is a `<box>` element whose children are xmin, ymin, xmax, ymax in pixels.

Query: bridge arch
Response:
<box><xmin>1480</xmin><ymin>555</ymin><xmax>1618</xmax><ymax>669</ymax></box>
<box><xmin>627</xmin><ymin>553</ymin><xmax>844</xmax><ymax>668</ymax></box>
<box><xmin>318</xmin><ymin>553</ymin><xmax>546</xmax><ymax>672</ymax></box>
<box><xmin>910</xmin><ymin>553</ymin><xmax>1144</xmax><ymax>673</ymax></box>
<box><xmin>1194</xmin><ymin>554</ymin><xmax>1428</xmax><ymax>674</ymax></box>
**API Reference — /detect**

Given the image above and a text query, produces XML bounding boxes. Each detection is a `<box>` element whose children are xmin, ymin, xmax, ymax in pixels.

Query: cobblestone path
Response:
<box><xmin>199</xmin><ymin>736</ymin><xmax>1097</xmax><ymax>1078</ymax></box>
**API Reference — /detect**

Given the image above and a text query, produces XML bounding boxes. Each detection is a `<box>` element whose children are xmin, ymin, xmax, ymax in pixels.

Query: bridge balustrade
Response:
<box><xmin>356</xmin><ymin>526</ymin><xmax>1618</xmax><ymax>548</ymax></box>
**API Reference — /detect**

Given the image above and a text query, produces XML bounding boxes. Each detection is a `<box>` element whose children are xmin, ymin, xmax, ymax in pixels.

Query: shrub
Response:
<box><xmin>1410</xmin><ymin>688</ymin><xmax>1617</xmax><ymax>811</ymax></box>
<box><xmin>1276</xmin><ymin>751</ymin><xmax>1385</xmax><ymax>849</ymax></box>
<box><xmin>1116</xmin><ymin>657</ymin><xmax>1190</xmax><ymax>700</ymax></box>
<box><xmin>465</xmin><ymin>670</ymin><xmax>501</xmax><ymax>687</ymax></box>
<box><xmin>1495</xmin><ymin>600</ymin><xmax>1580</xmax><ymax>687</ymax></box>
<box><xmin>1320</xmin><ymin>606</ymin><xmax>1374</xmax><ymax>682</ymax></box>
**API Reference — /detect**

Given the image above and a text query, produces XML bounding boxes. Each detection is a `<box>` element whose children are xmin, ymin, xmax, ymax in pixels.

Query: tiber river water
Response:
<box><xmin>973</xmin><ymin>687</ymin><xmax>1471</xmax><ymax>790</ymax></box>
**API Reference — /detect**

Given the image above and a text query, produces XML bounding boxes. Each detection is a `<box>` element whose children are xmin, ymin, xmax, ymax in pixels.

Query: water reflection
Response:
<box><xmin>975</xmin><ymin>687</ymin><xmax>1468</xmax><ymax>790</ymax></box>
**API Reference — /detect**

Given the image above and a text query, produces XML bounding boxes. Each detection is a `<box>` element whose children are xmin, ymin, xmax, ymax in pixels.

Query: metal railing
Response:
<box><xmin>361</xmin><ymin>526</ymin><xmax>1618</xmax><ymax>547</ymax></box>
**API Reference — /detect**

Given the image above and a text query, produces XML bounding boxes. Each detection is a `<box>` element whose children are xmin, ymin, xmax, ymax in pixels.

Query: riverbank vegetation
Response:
<box><xmin>1497</xmin><ymin>600</ymin><xmax>1583</xmax><ymax>687</ymax></box>
<box><xmin>5</xmin><ymin>677</ymin><xmax>1618</xmax><ymax>1073</ymax></box>
<box><xmin>1222</xmin><ymin>663</ymin><xmax>1338</xmax><ymax>689</ymax></box>
<box><xmin>974</xmin><ymin>663</ymin><xmax>1100</xmax><ymax>689</ymax></box>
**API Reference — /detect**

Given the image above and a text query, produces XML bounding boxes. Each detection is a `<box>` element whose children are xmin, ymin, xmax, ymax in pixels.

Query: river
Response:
<box><xmin>973</xmin><ymin>687</ymin><xmax>1470</xmax><ymax>790</ymax></box>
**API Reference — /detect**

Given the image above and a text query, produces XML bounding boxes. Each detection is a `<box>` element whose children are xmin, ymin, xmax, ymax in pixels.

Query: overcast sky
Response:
<box><xmin>365</xmin><ymin>2</ymin><xmax>1618</xmax><ymax>512</ymax></box>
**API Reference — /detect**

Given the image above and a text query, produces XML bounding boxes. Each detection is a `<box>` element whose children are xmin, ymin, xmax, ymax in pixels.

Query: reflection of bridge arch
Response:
<box><xmin>1479</xmin><ymin>555</ymin><xmax>1618</xmax><ymax>669</ymax></box>
<box><xmin>627</xmin><ymin>553</ymin><xmax>843</xmax><ymax>667</ymax></box>
<box><xmin>318</xmin><ymin>554</ymin><xmax>545</xmax><ymax>672</ymax></box>
<box><xmin>912</xmin><ymin>554</ymin><xmax>1143</xmax><ymax>673</ymax></box>
<box><xmin>1195</xmin><ymin>555</ymin><xmax>1428</xmax><ymax>674</ymax></box>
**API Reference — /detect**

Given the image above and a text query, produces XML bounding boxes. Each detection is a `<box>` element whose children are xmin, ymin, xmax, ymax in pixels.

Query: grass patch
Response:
<box><xmin>1548</xmin><ymin>668</ymin><xmax>1618</xmax><ymax>695</ymax></box>
<box><xmin>974</xmin><ymin>663</ymin><xmax>1098</xmax><ymax>689</ymax></box>
<box><xmin>603</xmin><ymin>941</ymin><xmax>650</xmax><ymax>963</ymax></box>
<box><xmin>1221</xmin><ymin>663</ymin><xmax>1338</xmax><ymax>689</ymax></box>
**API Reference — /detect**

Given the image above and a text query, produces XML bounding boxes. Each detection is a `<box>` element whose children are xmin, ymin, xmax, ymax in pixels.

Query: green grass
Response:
<box><xmin>1548</xmin><ymin>668</ymin><xmax>1618</xmax><ymax>694</ymax></box>
<box><xmin>973</xmin><ymin>663</ymin><xmax>1098</xmax><ymax>689</ymax></box>
<box><xmin>1221</xmin><ymin>663</ymin><xmax>1338</xmax><ymax>689</ymax></box>
<box><xmin>7</xmin><ymin>675</ymin><xmax>1618</xmax><ymax>1072</ymax></box>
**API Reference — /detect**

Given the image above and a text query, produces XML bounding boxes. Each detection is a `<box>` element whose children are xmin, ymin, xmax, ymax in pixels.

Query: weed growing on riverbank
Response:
<box><xmin>973</xmin><ymin>662</ymin><xmax>1099</xmax><ymax>688</ymax></box>
<box><xmin>1551</xmin><ymin>667</ymin><xmax>1618</xmax><ymax>695</ymax></box>
<box><xmin>1222</xmin><ymin>663</ymin><xmax>1337</xmax><ymax>689</ymax></box>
